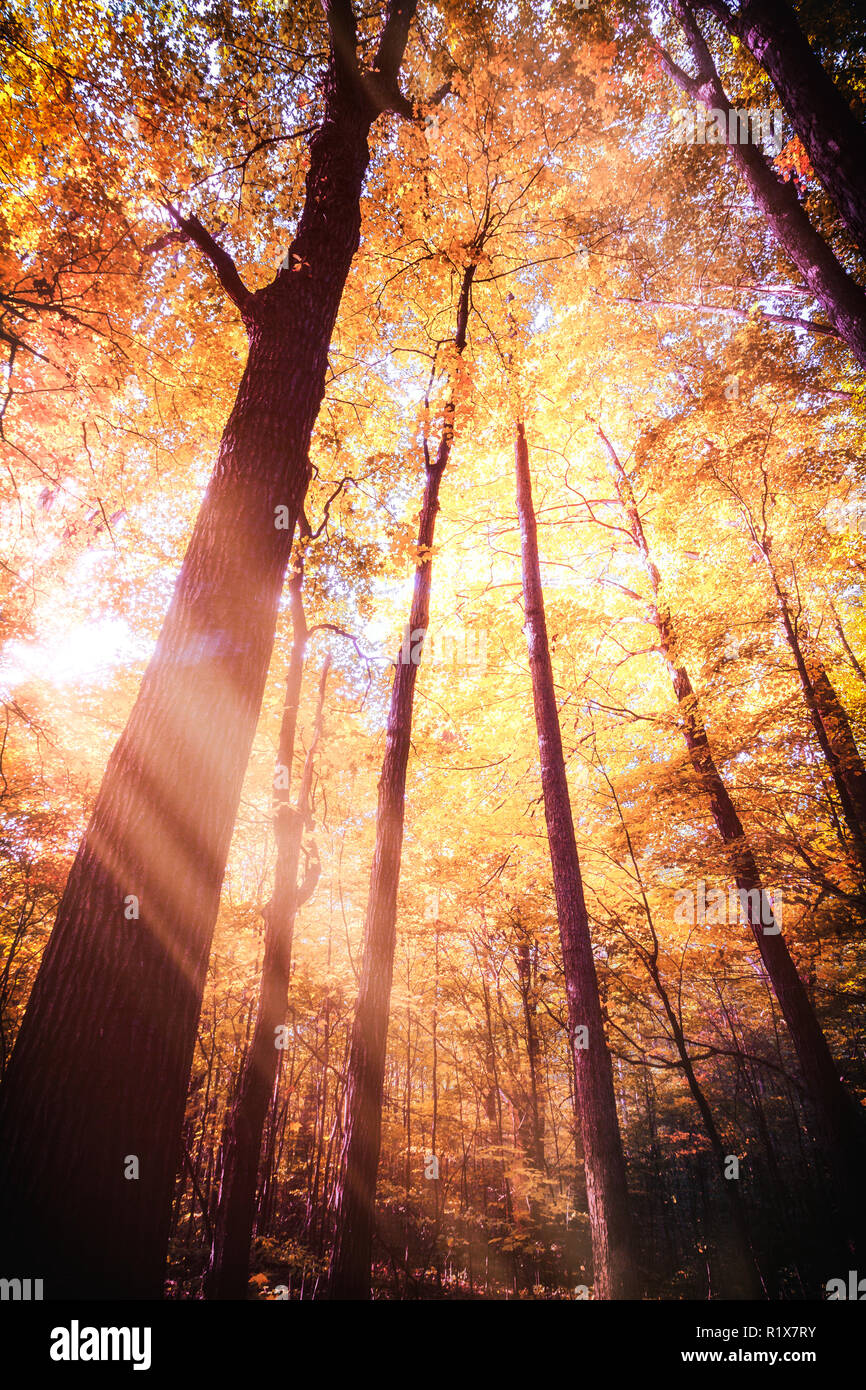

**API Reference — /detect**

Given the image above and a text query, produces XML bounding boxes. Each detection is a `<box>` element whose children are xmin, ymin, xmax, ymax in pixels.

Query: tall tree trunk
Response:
<box><xmin>761</xmin><ymin>585</ymin><xmax>866</xmax><ymax>872</ymax></box>
<box><xmin>207</xmin><ymin>572</ymin><xmax>328</xmax><ymax>1300</ymax></box>
<box><xmin>429</xmin><ymin>920</ymin><xmax>440</xmax><ymax>1229</ymax></box>
<box><xmin>599</xmin><ymin>752</ymin><xmax>767</xmax><ymax>1297</ymax></box>
<box><xmin>650</xmin><ymin>953</ymin><xmax>767</xmax><ymax>1296</ymax></box>
<box><xmin>515</xmin><ymin>925</ymin><xmax>546</xmax><ymax>1175</ymax></box>
<box><xmin>514</xmin><ymin>422</ymin><xmax>638</xmax><ymax>1300</ymax></box>
<box><xmin>304</xmin><ymin>999</ymin><xmax>331</xmax><ymax>1247</ymax></box>
<box><xmin>806</xmin><ymin>649</ymin><xmax>866</xmax><ymax>830</ymax></box>
<box><xmin>595</xmin><ymin>423</ymin><xmax>866</xmax><ymax>1256</ymax></box>
<box><xmin>696</xmin><ymin>0</ymin><xmax>866</xmax><ymax>262</ymax></box>
<box><xmin>327</xmin><ymin>263</ymin><xmax>475</xmax><ymax>1299</ymax></box>
<box><xmin>828</xmin><ymin>602</ymin><xmax>866</xmax><ymax>687</ymax></box>
<box><xmin>659</xmin><ymin>0</ymin><xmax>866</xmax><ymax>367</ymax></box>
<box><xmin>0</xmin><ymin>0</ymin><xmax>418</xmax><ymax>1299</ymax></box>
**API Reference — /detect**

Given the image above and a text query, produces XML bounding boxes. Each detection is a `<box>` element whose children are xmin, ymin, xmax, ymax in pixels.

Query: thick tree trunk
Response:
<box><xmin>514</xmin><ymin>422</ymin><xmax>637</xmax><ymax>1300</ymax></box>
<box><xmin>0</xmin><ymin>1</ymin><xmax>416</xmax><ymax>1299</ymax></box>
<box><xmin>596</xmin><ymin>425</ymin><xmax>866</xmax><ymax>1256</ymax></box>
<box><xmin>665</xmin><ymin>0</ymin><xmax>866</xmax><ymax>368</ymax></box>
<box><xmin>701</xmin><ymin>0</ymin><xmax>866</xmax><ymax>263</ymax></box>
<box><xmin>207</xmin><ymin>575</ymin><xmax>327</xmax><ymax>1300</ymax></box>
<box><xmin>327</xmin><ymin>265</ymin><xmax>475</xmax><ymax>1300</ymax></box>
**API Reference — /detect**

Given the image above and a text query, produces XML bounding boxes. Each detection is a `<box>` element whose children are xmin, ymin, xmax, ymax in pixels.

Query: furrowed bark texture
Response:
<box><xmin>515</xmin><ymin>422</ymin><xmax>637</xmax><ymax>1300</ymax></box>
<box><xmin>0</xmin><ymin>0</ymin><xmax>417</xmax><ymax>1299</ymax></box>
<box><xmin>328</xmin><ymin>265</ymin><xmax>474</xmax><ymax>1300</ymax></box>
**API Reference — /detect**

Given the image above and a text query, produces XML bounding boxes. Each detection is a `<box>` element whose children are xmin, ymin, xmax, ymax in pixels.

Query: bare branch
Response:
<box><xmin>612</xmin><ymin>293</ymin><xmax>842</xmax><ymax>341</ymax></box>
<box><xmin>166</xmin><ymin>203</ymin><xmax>252</xmax><ymax>314</ymax></box>
<box><xmin>647</xmin><ymin>35</ymin><xmax>701</xmax><ymax>99</ymax></box>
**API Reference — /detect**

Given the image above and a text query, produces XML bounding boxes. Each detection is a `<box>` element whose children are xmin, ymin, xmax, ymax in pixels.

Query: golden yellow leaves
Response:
<box><xmin>387</xmin><ymin>523</ymin><xmax>428</xmax><ymax>576</ymax></box>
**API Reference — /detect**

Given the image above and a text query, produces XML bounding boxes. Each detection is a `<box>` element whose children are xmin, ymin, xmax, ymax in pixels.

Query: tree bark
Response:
<box><xmin>602</xmin><ymin>770</ymin><xmax>767</xmax><ymax>1298</ymax></box>
<box><xmin>596</xmin><ymin>424</ymin><xmax>866</xmax><ymax>1256</ymax></box>
<box><xmin>515</xmin><ymin>421</ymin><xmax>638</xmax><ymax>1300</ymax></box>
<box><xmin>0</xmin><ymin>0</ymin><xmax>417</xmax><ymax>1299</ymax></box>
<box><xmin>515</xmin><ymin>925</ymin><xmax>546</xmax><ymax>1175</ymax></box>
<box><xmin>207</xmin><ymin>571</ymin><xmax>328</xmax><ymax>1300</ymax></box>
<box><xmin>692</xmin><ymin>0</ymin><xmax>866</xmax><ymax>263</ymax></box>
<box><xmin>649</xmin><ymin>953</ymin><xmax>766</xmax><ymax>1296</ymax></box>
<box><xmin>660</xmin><ymin>0</ymin><xmax>866</xmax><ymax>368</ymax></box>
<box><xmin>806</xmin><ymin>651</ymin><xmax>866</xmax><ymax>827</ymax></box>
<box><xmin>327</xmin><ymin>263</ymin><xmax>475</xmax><ymax>1300</ymax></box>
<box><xmin>763</xmin><ymin>589</ymin><xmax>866</xmax><ymax>873</ymax></box>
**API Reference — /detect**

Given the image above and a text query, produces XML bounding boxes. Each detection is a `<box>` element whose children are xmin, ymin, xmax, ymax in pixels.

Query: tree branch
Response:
<box><xmin>686</xmin><ymin>0</ymin><xmax>736</xmax><ymax>27</ymax></box>
<box><xmin>323</xmin><ymin>0</ymin><xmax>362</xmax><ymax>97</ymax></box>
<box><xmin>656</xmin><ymin>0</ymin><xmax>866</xmax><ymax>366</ymax></box>
<box><xmin>297</xmin><ymin>841</ymin><xmax>322</xmax><ymax>907</ymax></box>
<box><xmin>613</xmin><ymin>293</ymin><xmax>842</xmax><ymax>340</ymax></box>
<box><xmin>374</xmin><ymin>0</ymin><xmax>417</xmax><ymax>87</ymax></box>
<box><xmin>366</xmin><ymin>0</ymin><xmax>420</xmax><ymax>118</ymax></box>
<box><xmin>166</xmin><ymin>203</ymin><xmax>252</xmax><ymax>314</ymax></box>
<box><xmin>647</xmin><ymin>35</ymin><xmax>701</xmax><ymax>98</ymax></box>
<box><xmin>308</xmin><ymin>621</ymin><xmax>375</xmax><ymax>668</ymax></box>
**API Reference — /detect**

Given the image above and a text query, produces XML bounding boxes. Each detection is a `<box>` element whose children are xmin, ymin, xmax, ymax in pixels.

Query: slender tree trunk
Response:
<box><xmin>305</xmin><ymin>1002</ymin><xmax>331</xmax><ymax>1245</ymax></box>
<box><xmin>327</xmin><ymin>264</ymin><xmax>474</xmax><ymax>1299</ymax></box>
<box><xmin>430</xmin><ymin>923</ymin><xmax>440</xmax><ymax>1227</ymax></box>
<box><xmin>749</xmin><ymin>548</ymin><xmax>866</xmax><ymax>873</ymax></box>
<box><xmin>598</xmin><ymin>749</ymin><xmax>766</xmax><ymax>1296</ymax></box>
<box><xmin>516</xmin><ymin>928</ymin><xmax>546</xmax><ymax>1175</ymax></box>
<box><xmin>662</xmin><ymin>0</ymin><xmax>866</xmax><ymax>367</ymax></box>
<box><xmin>207</xmin><ymin>574</ymin><xmax>328</xmax><ymax>1299</ymax></box>
<box><xmin>703</xmin><ymin>0</ymin><xmax>866</xmax><ymax>262</ymax></box>
<box><xmin>647</xmin><ymin>954</ymin><xmax>766</xmax><ymax>1296</ymax></box>
<box><xmin>514</xmin><ymin>422</ymin><xmax>637</xmax><ymax>1300</ymax></box>
<box><xmin>768</xmin><ymin>599</ymin><xmax>866</xmax><ymax>866</ymax></box>
<box><xmin>830</xmin><ymin>603</ymin><xmax>866</xmax><ymax>686</ymax></box>
<box><xmin>595</xmin><ymin>424</ymin><xmax>866</xmax><ymax>1256</ymax></box>
<box><xmin>477</xmin><ymin>945</ymin><xmax>515</xmax><ymax>1224</ymax></box>
<box><xmin>808</xmin><ymin>654</ymin><xmax>866</xmax><ymax>820</ymax></box>
<box><xmin>0</xmin><ymin>1</ymin><xmax>417</xmax><ymax>1299</ymax></box>
<box><xmin>256</xmin><ymin>1058</ymin><xmax>284</xmax><ymax>1239</ymax></box>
